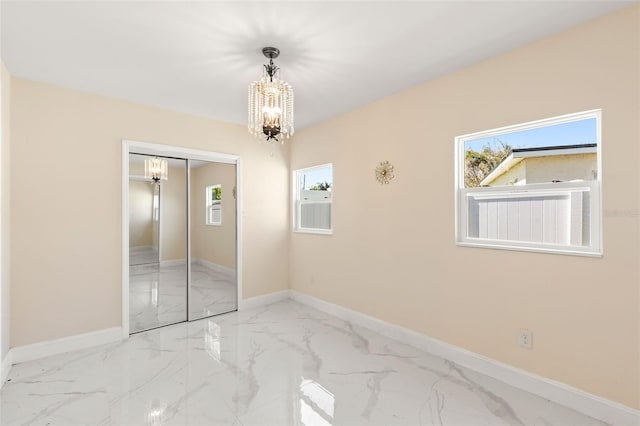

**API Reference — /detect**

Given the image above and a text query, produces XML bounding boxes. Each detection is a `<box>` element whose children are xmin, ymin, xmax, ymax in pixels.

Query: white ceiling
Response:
<box><xmin>1</xmin><ymin>1</ymin><xmax>633</xmax><ymax>130</ymax></box>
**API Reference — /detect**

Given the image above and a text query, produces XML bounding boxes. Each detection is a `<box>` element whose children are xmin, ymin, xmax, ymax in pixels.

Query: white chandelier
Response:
<box><xmin>248</xmin><ymin>47</ymin><xmax>294</xmax><ymax>143</ymax></box>
<box><xmin>144</xmin><ymin>157</ymin><xmax>168</xmax><ymax>183</ymax></box>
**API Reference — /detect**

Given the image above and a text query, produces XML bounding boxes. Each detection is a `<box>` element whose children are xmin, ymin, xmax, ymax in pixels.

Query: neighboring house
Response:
<box><xmin>480</xmin><ymin>143</ymin><xmax>597</xmax><ymax>186</ymax></box>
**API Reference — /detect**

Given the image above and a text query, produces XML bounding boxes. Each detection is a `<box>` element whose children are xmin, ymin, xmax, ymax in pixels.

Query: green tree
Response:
<box><xmin>309</xmin><ymin>181</ymin><xmax>331</xmax><ymax>191</ymax></box>
<box><xmin>212</xmin><ymin>186</ymin><xmax>222</xmax><ymax>200</ymax></box>
<box><xmin>465</xmin><ymin>142</ymin><xmax>512</xmax><ymax>187</ymax></box>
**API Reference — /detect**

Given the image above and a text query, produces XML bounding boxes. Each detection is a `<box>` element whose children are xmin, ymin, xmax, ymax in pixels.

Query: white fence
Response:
<box><xmin>464</xmin><ymin>184</ymin><xmax>592</xmax><ymax>247</ymax></box>
<box><xmin>299</xmin><ymin>190</ymin><xmax>332</xmax><ymax>230</ymax></box>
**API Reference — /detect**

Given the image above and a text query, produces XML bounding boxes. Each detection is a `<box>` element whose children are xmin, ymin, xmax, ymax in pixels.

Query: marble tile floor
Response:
<box><xmin>130</xmin><ymin>246</ymin><xmax>160</xmax><ymax>266</ymax></box>
<box><xmin>1</xmin><ymin>300</ymin><xmax>607</xmax><ymax>426</ymax></box>
<box><xmin>129</xmin><ymin>261</ymin><xmax>236</xmax><ymax>333</ymax></box>
<box><xmin>190</xmin><ymin>262</ymin><xmax>237</xmax><ymax>320</ymax></box>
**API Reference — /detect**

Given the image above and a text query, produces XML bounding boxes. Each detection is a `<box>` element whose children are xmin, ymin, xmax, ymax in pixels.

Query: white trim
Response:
<box><xmin>466</xmin><ymin>185</ymin><xmax>592</xmax><ymax>201</ymax></box>
<box><xmin>122</xmin><ymin>143</ymin><xmax>130</xmax><ymax>338</ymax></box>
<box><xmin>186</xmin><ymin>159</ymin><xmax>192</xmax><ymax>321</ymax></box>
<box><xmin>122</xmin><ymin>139</ymin><xmax>242</xmax><ymax>337</ymax></box>
<box><xmin>0</xmin><ymin>349</ymin><xmax>12</xmax><ymax>388</ymax></box>
<box><xmin>454</xmin><ymin>109</ymin><xmax>602</xmax><ymax>257</ymax></box>
<box><xmin>10</xmin><ymin>327</ymin><xmax>123</xmax><ymax>365</ymax></box>
<box><xmin>293</xmin><ymin>229</ymin><xmax>334</xmax><ymax>236</ymax></box>
<box><xmin>513</xmin><ymin>146</ymin><xmax>597</xmax><ymax>158</ymax></box>
<box><xmin>238</xmin><ymin>290</ymin><xmax>290</xmax><ymax>311</ymax></box>
<box><xmin>289</xmin><ymin>290</ymin><xmax>639</xmax><ymax>426</ymax></box>
<box><xmin>158</xmin><ymin>181</ymin><xmax>163</xmax><ymax>262</ymax></box>
<box><xmin>129</xmin><ymin>245</ymin><xmax>155</xmax><ymax>251</ymax></box>
<box><xmin>126</xmin><ymin>140</ymin><xmax>238</xmax><ymax>164</ymax></box>
<box><xmin>235</xmin><ymin>158</ymin><xmax>243</xmax><ymax>305</ymax></box>
<box><xmin>194</xmin><ymin>258</ymin><xmax>236</xmax><ymax>276</ymax></box>
<box><xmin>159</xmin><ymin>258</ymin><xmax>187</xmax><ymax>267</ymax></box>
<box><xmin>293</xmin><ymin>163</ymin><xmax>334</xmax><ymax>234</ymax></box>
<box><xmin>455</xmin><ymin>109</ymin><xmax>602</xmax><ymax>143</ymax></box>
<box><xmin>457</xmin><ymin>241</ymin><xmax>603</xmax><ymax>258</ymax></box>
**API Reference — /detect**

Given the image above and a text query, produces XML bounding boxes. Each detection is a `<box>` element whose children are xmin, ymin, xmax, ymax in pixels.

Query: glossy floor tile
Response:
<box><xmin>130</xmin><ymin>246</ymin><xmax>160</xmax><ymax>266</ymax></box>
<box><xmin>1</xmin><ymin>300</ymin><xmax>606</xmax><ymax>425</ymax></box>
<box><xmin>129</xmin><ymin>262</ymin><xmax>188</xmax><ymax>332</ymax></box>
<box><xmin>129</xmin><ymin>261</ymin><xmax>236</xmax><ymax>333</ymax></box>
<box><xmin>189</xmin><ymin>262</ymin><xmax>237</xmax><ymax>320</ymax></box>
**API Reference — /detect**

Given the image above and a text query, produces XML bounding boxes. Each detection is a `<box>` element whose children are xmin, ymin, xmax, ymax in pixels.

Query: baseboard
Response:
<box><xmin>193</xmin><ymin>258</ymin><xmax>236</xmax><ymax>276</ymax></box>
<box><xmin>10</xmin><ymin>327</ymin><xmax>123</xmax><ymax>365</ymax></box>
<box><xmin>239</xmin><ymin>289</ymin><xmax>290</xmax><ymax>311</ymax></box>
<box><xmin>159</xmin><ymin>258</ymin><xmax>186</xmax><ymax>267</ymax></box>
<box><xmin>289</xmin><ymin>290</ymin><xmax>639</xmax><ymax>426</ymax></box>
<box><xmin>0</xmin><ymin>350</ymin><xmax>13</xmax><ymax>389</ymax></box>
<box><xmin>129</xmin><ymin>245</ymin><xmax>155</xmax><ymax>252</ymax></box>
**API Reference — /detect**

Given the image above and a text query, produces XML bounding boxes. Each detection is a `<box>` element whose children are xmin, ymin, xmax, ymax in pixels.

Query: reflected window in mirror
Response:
<box><xmin>206</xmin><ymin>184</ymin><xmax>222</xmax><ymax>226</ymax></box>
<box><xmin>153</xmin><ymin>184</ymin><xmax>160</xmax><ymax>222</ymax></box>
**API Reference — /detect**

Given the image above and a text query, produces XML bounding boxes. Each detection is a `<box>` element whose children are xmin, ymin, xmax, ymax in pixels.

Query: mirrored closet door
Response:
<box><xmin>188</xmin><ymin>160</ymin><xmax>238</xmax><ymax>320</ymax></box>
<box><xmin>129</xmin><ymin>154</ymin><xmax>188</xmax><ymax>333</ymax></box>
<box><xmin>127</xmin><ymin>152</ymin><xmax>237</xmax><ymax>334</ymax></box>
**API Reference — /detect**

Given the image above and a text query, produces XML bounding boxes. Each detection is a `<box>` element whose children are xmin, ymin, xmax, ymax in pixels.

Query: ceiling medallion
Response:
<box><xmin>375</xmin><ymin>161</ymin><xmax>395</xmax><ymax>185</ymax></box>
<box><xmin>248</xmin><ymin>47</ymin><xmax>294</xmax><ymax>143</ymax></box>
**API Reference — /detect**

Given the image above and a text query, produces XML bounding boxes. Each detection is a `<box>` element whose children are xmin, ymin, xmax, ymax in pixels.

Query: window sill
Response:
<box><xmin>293</xmin><ymin>228</ymin><xmax>333</xmax><ymax>236</ymax></box>
<box><xmin>456</xmin><ymin>241</ymin><xmax>602</xmax><ymax>258</ymax></box>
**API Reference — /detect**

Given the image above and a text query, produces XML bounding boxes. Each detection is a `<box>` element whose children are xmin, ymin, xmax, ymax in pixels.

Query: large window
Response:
<box><xmin>455</xmin><ymin>110</ymin><xmax>601</xmax><ymax>256</ymax></box>
<box><xmin>294</xmin><ymin>164</ymin><xmax>333</xmax><ymax>234</ymax></box>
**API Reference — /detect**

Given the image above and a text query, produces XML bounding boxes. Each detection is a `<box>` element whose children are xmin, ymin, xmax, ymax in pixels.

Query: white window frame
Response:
<box><xmin>205</xmin><ymin>184</ymin><xmax>222</xmax><ymax>226</ymax></box>
<box><xmin>454</xmin><ymin>109</ymin><xmax>602</xmax><ymax>257</ymax></box>
<box><xmin>293</xmin><ymin>163</ymin><xmax>333</xmax><ymax>235</ymax></box>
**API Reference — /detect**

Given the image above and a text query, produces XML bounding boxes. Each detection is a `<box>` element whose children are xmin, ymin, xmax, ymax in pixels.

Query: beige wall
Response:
<box><xmin>190</xmin><ymin>162</ymin><xmax>237</xmax><ymax>270</ymax></box>
<box><xmin>128</xmin><ymin>160</ymin><xmax>160</xmax><ymax>249</ymax></box>
<box><xmin>488</xmin><ymin>154</ymin><xmax>596</xmax><ymax>186</ymax></box>
<box><xmin>487</xmin><ymin>160</ymin><xmax>526</xmax><ymax>186</ymax></box>
<box><xmin>1</xmin><ymin>61</ymin><xmax>11</xmax><ymax>360</ymax></box>
<box><xmin>290</xmin><ymin>5</ymin><xmax>639</xmax><ymax>409</ymax></box>
<box><xmin>128</xmin><ymin>180</ymin><xmax>155</xmax><ymax>248</ymax></box>
<box><xmin>10</xmin><ymin>78</ymin><xmax>290</xmax><ymax>347</ymax></box>
<box><xmin>526</xmin><ymin>154</ymin><xmax>597</xmax><ymax>184</ymax></box>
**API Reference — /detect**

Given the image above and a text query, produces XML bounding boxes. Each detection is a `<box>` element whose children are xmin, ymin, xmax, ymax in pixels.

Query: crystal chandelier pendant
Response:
<box><xmin>248</xmin><ymin>47</ymin><xmax>294</xmax><ymax>143</ymax></box>
<box><xmin>144</xmin><ymin>157</ymin><xmax>168</xmax><ymax>183</ymax></box>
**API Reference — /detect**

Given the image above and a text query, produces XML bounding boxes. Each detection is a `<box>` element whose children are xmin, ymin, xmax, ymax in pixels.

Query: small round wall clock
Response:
<box><xmin>375</xmin><ymin>161</ymin><xmax>395</xmax><ymax>185</ymax></box>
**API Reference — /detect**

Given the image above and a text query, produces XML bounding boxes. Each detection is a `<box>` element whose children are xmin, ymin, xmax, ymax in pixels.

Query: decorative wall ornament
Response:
<box><xmin>375</xmin><ymin>161</ymin><xmax>395</xmax><ymax>184</ymax></box>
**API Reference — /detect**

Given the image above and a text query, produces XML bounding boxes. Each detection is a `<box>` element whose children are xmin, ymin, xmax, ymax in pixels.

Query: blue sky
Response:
<box><xmin>300</xmin><ymin>165</ymin><xmax>333</xmax><ymax>190</ymax></box>
<box><xmin>465</xmin><ymin>118</ymin><xmax>597</xmax><ymax>152</ymax></box>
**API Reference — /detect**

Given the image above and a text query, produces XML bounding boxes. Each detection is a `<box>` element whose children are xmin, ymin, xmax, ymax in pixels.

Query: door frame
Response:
<box><xmin>122</xmin><ymin>139</ymin><xmax>242</xmax><ymax>338</ymax></box>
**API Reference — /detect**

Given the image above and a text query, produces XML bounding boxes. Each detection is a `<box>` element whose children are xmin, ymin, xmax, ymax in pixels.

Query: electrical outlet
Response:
<box><xmin>518</xmin><ymin>329</ymin><xmax>533</xmax><ymax>349</ymax></box>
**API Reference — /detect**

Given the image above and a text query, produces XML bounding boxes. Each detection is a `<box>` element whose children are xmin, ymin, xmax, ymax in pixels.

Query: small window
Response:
<box><xmin>294</xmin><ymin>164</ymin><xmax>333</xmax><ymax>234</ymax></box>
<box><xmin>206</xmin><ymin>184</ymin><xmax>222</xmax><ymax>226</ymax></box>
<box><xmin>455</xmin><ymin>110</ymin><xmax>601</xmax><ymax>256</ymax></box>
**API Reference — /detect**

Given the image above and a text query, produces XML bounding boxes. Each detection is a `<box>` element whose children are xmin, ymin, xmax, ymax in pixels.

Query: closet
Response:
<box><xmin>127</xmin><ymin>152</ymin><xmax>237</xmax><ymax>333</ymax></box>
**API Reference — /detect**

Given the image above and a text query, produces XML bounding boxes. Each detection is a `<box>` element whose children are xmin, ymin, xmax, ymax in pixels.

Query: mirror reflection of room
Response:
<box><xmin>128</xmin><ymin>154</ymin><xmax>188</xmax><ymax>333</ymax></box>
<box><xmin>129</xmin><ymin>176</ymin><xmax>160</xmax><ymax>265</ymax></box>
<box><xmin>189</xmin><ymin>161</ymin><xmax>237</xmax><ymax>320</ymax></box>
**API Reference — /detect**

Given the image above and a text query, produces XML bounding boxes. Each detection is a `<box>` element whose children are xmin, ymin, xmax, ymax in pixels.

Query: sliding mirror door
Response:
<box><xmin>188</xmin><ymin>160</ymin><xmax>238</xmax><ymax>320</ymax></box>
<box><xmin>129</xmin><ymin>154</ymin><xmax>188</xmax><ymax>333</ymax></box>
